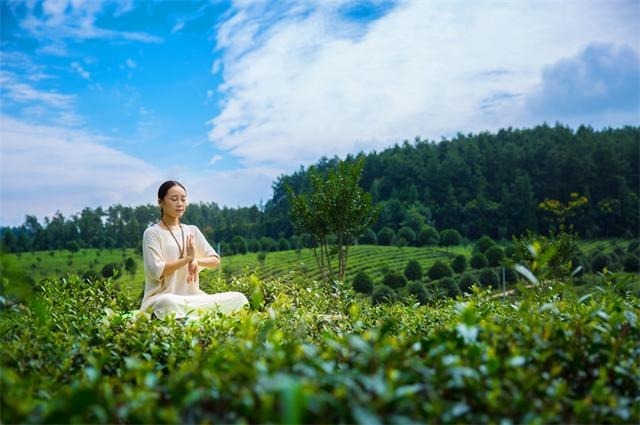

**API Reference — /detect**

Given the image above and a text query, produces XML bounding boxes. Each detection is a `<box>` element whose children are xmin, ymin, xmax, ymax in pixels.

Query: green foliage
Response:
<box><xmin>287</xmin><ymin>158</ymin><xmax>378</xmax><ymax>281</ymax></box>
<box><xmin>428</xmin><ymin>261</ymin><xmax>453</xmax><ymax>280</ymax></box>
<box><xmin>475</xmin><ymin>235</ymin><xmax>496</xmax><ymax>253</ymax></box>
<box><xmin>406</xmin><ymin>282</ymin><xmax>428</xmax><ymax>305</ymax></box>
<box><xmin>352</xmin><ymin>271</ymin><xmax>374</xmax><ymax>294</ymax></box>
<box><xmin>485</xmin><ymin>245</ymin><xmax>505</xmax><ymax>267</ymax></box>
<box><xmin>439</xmin><ymin>277</ymin><xmax>459</xmax><ymax>298</ymax></box>
<box><xmin>404</xmin><ymin>260</ymin><xmax>423</xmax><ymax>281</ymax></box>
<box><xmin>478</xmin><ymin>268</ymin><xmax>499</xmax><ymax>288</ymax></box>
<box><xmin>360</xmin><ymin>228</ymin><xmax>377</xmax><ymax>245</ymax></box>
<box><xmin>1</xmin><ymin>270</ymin><xmax>638</xmax><ymax>424</ymax></box>
<box><xmin>248</xmin><ymin>238</ymin><xmax>261</xmax><ymax>253</ymax></box>
<box><xmin>371</xmin><ymin>284</ymin><xmax>396</xmax><ymax>304</ymax></box>
<box><xmin>451</xmin><ymin>254</ymin><xmax>467</xmax><ymax>274</ymax></box>
<box><xmin>232</xmin><ymin>236</ymin><xmax>249</xmax><ymax>254</ymax></box>
<box><xmin>440</xmin><ymin>229</ymin><xmax>462</xmax><ymax>248</ymax></box>
<box><xmin>417</xmin><ymin>225</ymin><xmax>440</xmax><ymax>246</ymax></box>
<box><xmin>124</xmin><ymin>257</ymin><xmax>137</xmax><ymax>276</ymax></box>
<box><xmin>623</xmin><ymin>254</ymin><xmax>640</xmax><ymax>273</ymax></box>
<box><xmin>470</xmin><ymin>252</ymin><xmax>488</xmax><ymax>269</ymax></box>
<box><xmin>383</xmin><ymin>270</ymin><xmax>408</xmax><ymax>289</ymax></box>
<box><xmin>591</xmin><ymin>253</ymin><xmax>611</xmax><ymax>273</ymax></box>
<box><xmin>397</xmin><ymin>226</ymin><xmax>416</xmax><ymax>245</ymax></box>
<box><xmin>101</xmin><ymin>263</ymin><xmax>120</xmax><ymax>280</ymax></box>
<box><xmin>377</xmin><ymin>227</ymin><xmax>395</xmax><ymax>246</ymax></box>
<box><xmin>458</xmin><ymin>273</ymin><xmax>476</xmax><ymax>294</ymax></box>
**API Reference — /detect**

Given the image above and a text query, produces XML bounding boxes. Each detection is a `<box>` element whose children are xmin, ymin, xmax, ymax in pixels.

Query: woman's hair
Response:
<box><xmin>157</xmin><ymin>180</ymin><xmax>187</xmax><ymax>216</ymax></box>
<box><xmin>158</xmin><ymin>180</ymin><xmax>187</xmax><ymax>200</ymax></box>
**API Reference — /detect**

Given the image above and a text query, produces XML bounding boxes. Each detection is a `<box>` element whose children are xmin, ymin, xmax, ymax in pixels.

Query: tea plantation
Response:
<box><xmin>1</xmin><ymin>264</ymin><xmax>639</xmax><ymax>423</ymax></box>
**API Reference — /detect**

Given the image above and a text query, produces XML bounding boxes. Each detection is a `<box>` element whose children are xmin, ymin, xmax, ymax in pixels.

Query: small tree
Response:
<box><xmin>372</xmin><ymin>285</ymin><xmax>396</xmax><ymax>305</ymax></box>
<box><xmin>248</xmin><ymin>239</ymin><xmax>261</xmax><ymax>253</ymax></box>
<box><xmin>383</xmin><ymin>270</ymin><xmax>408</xmax><ymax>289</ymax></box>
<box><xmin>485</xmin><ymin>245</ymin><xmax>505</xmax><ymax>267</ymax></box>
<box><xmin>352</xmin><ymin>271</ymin><xmax>374</xmax><ymax>294</ymax></box>
<box><xmin>232</xmin><ymin>236</ymin><xmax>248</xmax><ymax>255</ymax></box>
<box><xmin>377</xmin><ymin>227</ymin><xmax>395</xmax><ymax>246</ymax></box>
<box><xmin>427</xmin><ymin>261</ymin><xmax>453</xmax><ymax>280</ymax></box>
<box><xmin>101</xmin><ymin>263</ymin><xmax>120</xmax><ymax>280</ymax></box>
<box><xmin>418</xmin><ymin>225</ymin><xmax>440</xmax><ymax>246</ymax></box>
<box><xmin>404</xmin><ymin>260</ymin><xmax>423</xmax><ymax>281</ymax></box>
<box><xmin>359</xmin><ymin>228</ymin><xmax>377</xmax><ymax>245</ymax></box>
<box><xmin>124</xmin><ymin>257</ymin><xmax>137</xmax><ymax>276</ymax></box>
<box><xmin>287</xmin><ymin>158</ymin><xmax>378</xmax><ymax>283</ymax></box>
<box><xmin>397</xmin><ymin>226</ymin><xmax>416</xmax><ymax>245</ymax></box>
<box><xmin>458</xmin><ymin>273</ymin><xmax>476</xmax><ymax>294</ymax></box>
<box><xmin>440</xmin><ymin>229</ymin><xmax>462</xmax><ymax>250</ymax></box>
<box><xmin>475</xmin><ymin>235</ymin><xmax>496</xmax><ymax>253</ymax></box>
<box><xmin>407</xmin><ymin>282</ymin><xmax>428</xmax><ymax>304</ymax></box>
<box><xmin>479</xmin><ymin>268</ymin><xmax>499</xmax><ymax>288</ymax></box>
<box><xmin>439</xmin><ymin>277</ymin><xmax>459</xmax><ymax>297</ymax></box>
<box><xmin>470</xmin><ymin>252</ymin><xmax>488</xmax><ymax>269</ymax></box>
<box><xmin>451</xmin><ymin>254</ymin><xmax>467</xmax><ymax>274</ymax></box>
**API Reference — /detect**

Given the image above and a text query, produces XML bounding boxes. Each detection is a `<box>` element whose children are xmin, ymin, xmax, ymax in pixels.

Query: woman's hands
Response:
<box><xmin>185</xmin><ymin>234</ymin><xmax>198</xmax><ymax>283</ymax></box>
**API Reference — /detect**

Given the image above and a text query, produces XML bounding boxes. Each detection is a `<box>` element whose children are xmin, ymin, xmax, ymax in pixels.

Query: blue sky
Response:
<box><xmin>1</xmin><ymin>0</ymin><xmax>638</xmax><ymax>226</ymax></box>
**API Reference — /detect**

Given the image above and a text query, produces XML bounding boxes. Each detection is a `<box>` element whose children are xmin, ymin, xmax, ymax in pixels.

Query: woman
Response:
<box><xmin>140</xmin><ymin>180</ymin><xmax>248</xmax><ymax>320</ymax></box>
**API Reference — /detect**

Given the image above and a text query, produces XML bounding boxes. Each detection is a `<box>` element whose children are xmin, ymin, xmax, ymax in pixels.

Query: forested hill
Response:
<box><xmin>1</xmin><ymin>124</ymin><xmax>638</xmax><ymax>253</ymax></box>
<box><xmin>266</xmin><ymin>124</ymin><xmax>639</xmax><ymax>239</ymax></box>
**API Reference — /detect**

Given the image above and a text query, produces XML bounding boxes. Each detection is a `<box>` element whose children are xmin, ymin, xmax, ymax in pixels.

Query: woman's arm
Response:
<box><xmin>161</xmin><ymin>255</ymin><xmax>195</xmax><ymax>278</ymax></box>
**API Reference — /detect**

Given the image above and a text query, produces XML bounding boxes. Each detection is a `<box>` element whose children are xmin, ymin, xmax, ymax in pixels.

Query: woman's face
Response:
<box><xmin>159</xmin><ymin>185</ymin><xmax>187</xmax><ymax>218</ymax></box>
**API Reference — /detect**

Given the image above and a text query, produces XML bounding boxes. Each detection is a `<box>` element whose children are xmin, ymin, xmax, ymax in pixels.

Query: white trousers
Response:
<box><xmin>151</xmin><ymin>291</ymin><xmax>248</xmax><ymax>320</ymax></box>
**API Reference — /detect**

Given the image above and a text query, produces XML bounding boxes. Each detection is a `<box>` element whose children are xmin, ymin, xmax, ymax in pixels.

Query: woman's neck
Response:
<box><xmin>161</xmin><ymin>216</ymin><xmax>180</xmax><ymax>228</ymax></box>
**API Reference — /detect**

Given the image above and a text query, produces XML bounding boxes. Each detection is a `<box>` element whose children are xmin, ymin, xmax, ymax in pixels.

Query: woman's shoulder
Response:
<box><xmin>184</xmin><ymin>224</ymin><xmax>203</xmax><ymax>234</ymax></box>
<box><xmin>143</xmin><ymin>223</ymin><xmax>162</xmax><ymax>237</ymax></box>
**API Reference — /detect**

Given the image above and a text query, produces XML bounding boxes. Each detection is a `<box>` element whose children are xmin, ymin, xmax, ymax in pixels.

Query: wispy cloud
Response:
<box><xmin>14</xmin><ymin>0</ymin><xmax>162</xmax><ymax>53</ymax></box>
<box><xmin>209</xmin><ymin>0</ymin><xmax>639</xmax><ymax>168</ymax></box>
<box><xmin>71</xmin><ymin>61</ymin><xmax>90</xmax><ymax>79</ymax></box>
<box><xmin>0</xmin><ymin>115</ymin><xmax>163</xmax><ymax>225</ymax></box>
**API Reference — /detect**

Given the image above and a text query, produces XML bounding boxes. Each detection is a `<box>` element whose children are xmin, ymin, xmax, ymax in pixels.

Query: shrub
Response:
<box><xmin>352</xmin><ymin>271</ymin><xmax>374</xmax><ymax>294</ymax></box>
<box><xmin>248</xmin><ymin>239</ymin><xmax>261</xmax><ymax>253</ymax></box>
<box><xmin>504</xmin><ymin>244</ymin><xmax>516</xmax><ymax>259</ymax></box>
<box><xmin>406</xmin><ymin>282</ymin><xmax>428</xmax><ymax>304</ymax></box>
<box><xmin>278</xmin><ymin>238</ymin><xmax>291</xmax><ymax>251</ymax></box>
<box><xmin>257</xmin><ymin>252</ymin><xmax>267</xmax><ymax>264</ymax></box>
<box><xmin>371</xmin><ymin>284</ymin><xmax>396</xmax><ymax>304</ymax></box>
<box><xmin>478</xmin><ymin>268</ymin><xmax>499</xmax><ymax>288</ymax></box>
<box><xmin>427</xmin><ymin>261</ymin><xmax>453</xmax><ymax>280</ymax></box>
<box><xmin>82</xmin><ymin>269</ymin><xmax>100</xmax><ymax>283</ymax></box>
<box><xmin>439</xmin><ymin>277</ymin><xmax>459</xmax><ymax>297</ymax></box>
<box><xmin>623</xmin><ymin>254</ymin><xmax>640</xmax><ymax>273</ymax></box>
<box><xmin>475</xmin><ymin>235</ymin><xmax>496</xmax><ymax>253</ymax></box>
<box><xmin>470</xmin><ymin>252</ymin><xmax>488</xmax><ymax>269</ymax></box>
<box><xmin>628</xmin><ymin>239</ymin><xmax>639</xmax><ymax>254</ymax></box>
<box><xmin>124</xmin><ymin>257</ymin><xmax>137</xmax><ymax>275</ymax></box>
<box><xmin>377</xmin><ymin>227</ymin><xmax>395</xmax><ymax>246</ymax></box>
<box><xmin>451</xmin><ymin>254</ymin><xmax>467</xmax><ymax>274</ymax></box>
<box><xmin>383</xmin><ymin>270</ymin><xmax>408</xmax><ymax>289</ymax></box>
<box><xmin>360</xmin><ymin>228</ymin><xmax>377</xmax><ymax>245</ymax></box>
<box><xmin>259</xmin><ymin>237</ymin><xmax>277</xmax><ymax>252</ymax></box>
<box><xmin>504</xmin><ymin>267</ymin><xmax>519</xmax><ymax>284</ymax></box>
<box><xmin>397</xmin><ymin>227</ymin><xmax>416</xmax><ymax>245</ymax></box>
<box><xmin>417</xmin><ymin>225</ymin><xmax>440</xmax><ymax>246</ymax></box>
<box><xmin>485</xmin><ymin>245</ymin><xmax>505</xmax><ymax>267</ymax></box>
<box><xmin>395</xmin><ymin>237</ymin><xmax>408</xmax><ymax>248</ymax></box>
<box><xmin>591</xmin><ymin>253</ymin><xmax>611</xmax><ymax>272</ymax></box>
<box><xmin>440</xmin><ymin>229</ymin><xmax>462</xmax><ymax>248</ymax></box>
<box><xmin>101</xmin><ymin>263</ymin><xmax>120</xmax><ymax>279</ymax></box>
<box><xmin>458</xmin><ymin>273</ymin><xmax>476</xmax><ymax>293</ymax></box>
<box><xmin>231</xmin><ymin>236</ymin><xmax>248</xmax><ymax>254</ymax></box>
<box><xmin>404</xmin><ymin>260</ymin><xmax>423</xmax><ymax>281</ymax></box>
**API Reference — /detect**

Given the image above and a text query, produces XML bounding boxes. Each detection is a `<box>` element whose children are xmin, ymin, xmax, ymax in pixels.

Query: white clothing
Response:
<box><xmin>141</xmin><ymin>223</ymin><xmax>248</xmax><ymax>319</ymax></box>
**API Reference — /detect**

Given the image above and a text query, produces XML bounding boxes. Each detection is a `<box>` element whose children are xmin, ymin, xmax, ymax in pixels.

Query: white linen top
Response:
<box><xmin>140</xmin><ymin>223</ymin><xmax>219</xmax><ymax>312</ymax></box>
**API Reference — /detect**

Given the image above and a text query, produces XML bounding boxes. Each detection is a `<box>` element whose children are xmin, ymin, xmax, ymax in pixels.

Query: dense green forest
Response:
<box><xmin>1</xmin><ymin>123</ymin><xmax>638</xmax><ymax>254</ymax></box>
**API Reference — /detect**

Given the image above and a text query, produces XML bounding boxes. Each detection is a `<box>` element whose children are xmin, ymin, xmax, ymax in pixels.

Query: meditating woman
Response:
<box><xmin>140</xmin><ymin>180</ymin><xmax>248</xmax><ymax>319</ymax></box>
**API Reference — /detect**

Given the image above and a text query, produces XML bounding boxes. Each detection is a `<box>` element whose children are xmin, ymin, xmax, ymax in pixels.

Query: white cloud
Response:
<box><xmin>0</xmin><ymin>116</ymin><xmax>163</xmax><ymax>225</ymax></box>
<box><xmin>17</xmin><ymin>0</ymin><xmax>162</xmax><ymax>49</ymax></box>
<box><xmin>1</xmin><ymin>70</ymin><xmax>75</xmax><ymax>110</ymax></box>
<box><xmin>71</xmin><ymin>61</ymin><xmax>90</xmax><ymax>79</ymax></box>
<box><xmin>125</xmin><ymin>58</ymin><xmax>137</xmax><ymax>69</ymax></box>
<box><xmin>208</xmin><ymin>0</ymin><xmax>639</xmax><ymax>168</ymax></box>
<box><xmin>209</xmin><ymin>154</ymin><xmax>223</xmax><ymax>164</ymax></box>
<box><xmin>171</xmin><ymin>21</ymin><xmax>185</xmax><ymax>34</ymax></box>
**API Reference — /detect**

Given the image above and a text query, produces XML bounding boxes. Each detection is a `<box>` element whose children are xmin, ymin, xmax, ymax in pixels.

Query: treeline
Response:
<box><xmin>1</xmin><ymin>124</ymin><xmax>638</xmax><ymax>254</ymax></box>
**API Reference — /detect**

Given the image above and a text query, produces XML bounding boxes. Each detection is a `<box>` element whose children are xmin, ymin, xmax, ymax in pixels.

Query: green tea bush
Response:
<box><xmin>383</xmin><ymin>270</ymin><xmax>408</xmax><ymax>289</ymax></box>
<box><xmin>478</xmin><ymin>268</ymin><xmax>499</xmax><ymax>288</ymax></box>
<box><xmin>406</xmin><ymin>282</ymin><xmax>428</xmax><ymax>305</ymax></box>
<box><xmin>371</xmin><ymin>284</ymin><xmax>396</xmax><ymax>304</ymax></box>
<box><xmin>1</xmin><ymin>269</ymin><xmax>638</xmax><ymax>424</ymax></box>
<box><xmin>352</xmin><ymin>271</ymin><xmax>374</xmax><ymax>294</ymax></box>
<box><xmin>451</xmin><ymin>254</ymin><xmax>467</xmax><ymax>274</ymax></box>
<box><xmin>475</xmin><ymin>235</ymin><xmax>495</xmax><ymax>253</ymax></box>
<box><xmin>458</xmin><ymin>273</ymin><xmax>476</xmax><ymax>294</ymax></box>
<box><xmin>623</xmin><ymin>254</ymin><xmax>640</xmax><ymax>273</ymax></box>
<box><xmin>485</xmin><ymin>245</ymin><xmax>505</xmax><ymax>267</ymax></box>
<box><xmin>404</xmin><ymin>260</ymin><xmax>423</xmax><ymax>281</ymax></box>
<box><xmin>591</xmin><ymin>253</ymin><xmax>611</xmax><ymax>272</ymax></box>
<box><xmin>470</xmin><ymin>252</ymin><xmax>488</xmax><ymax>269</ymax></box>
<box><xmin>428</xmin><ymin>261</ymin><xmax>453</xmax><ymax>280</ymax></box>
